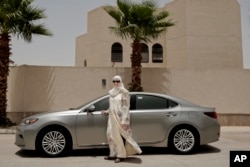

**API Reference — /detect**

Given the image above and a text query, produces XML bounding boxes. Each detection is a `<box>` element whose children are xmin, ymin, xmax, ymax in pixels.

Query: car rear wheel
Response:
<box><xmin>36</xmin><ymin>127</ymin><xmax>71</xmax><ymax>157</ymax></box>
<box><xmin>169</xmin><ymin>127</ymin><xmax>198</xmax><ymax>154</ymax></box>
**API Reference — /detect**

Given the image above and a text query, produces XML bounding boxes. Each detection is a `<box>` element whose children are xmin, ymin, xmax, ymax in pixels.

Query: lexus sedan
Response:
<box><xmin>15</xmin><ymin>92</ymin><xmax>220</xmax><ymax>157</ymax></box>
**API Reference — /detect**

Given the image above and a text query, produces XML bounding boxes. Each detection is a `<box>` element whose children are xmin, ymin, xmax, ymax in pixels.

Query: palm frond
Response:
<box><xmin>0</xmin><ymin>0</ymin><xmax>52</xmax><ymax>39</ymax></box>
<box><xmin>104</xmin><ymin>0</ymin><xmax>174</xmax><ymax>42</ymax></box>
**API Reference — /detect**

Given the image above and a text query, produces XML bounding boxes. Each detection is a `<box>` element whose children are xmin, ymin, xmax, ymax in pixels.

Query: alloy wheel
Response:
<box><xmin>41</xmin><ymin>131</ymin><xmax>66</xmax><ymax>155</ymax></box>
<box><xmin>173</xmin><ymin>129</ymin><xmax>195</xmax><ymax>153</ymax></box>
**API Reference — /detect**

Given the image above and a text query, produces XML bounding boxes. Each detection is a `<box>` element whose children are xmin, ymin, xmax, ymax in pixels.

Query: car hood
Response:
<box><xmin>23</xmin><ymin>109</ymin><xmax>80</xmax><ymax>120</ymax></box>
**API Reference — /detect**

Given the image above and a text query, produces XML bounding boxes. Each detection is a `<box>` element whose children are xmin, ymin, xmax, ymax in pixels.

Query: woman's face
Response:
<box><xmin>112</xmin><ymin>79</ymin><xmax>121</xmax><ymax>87</ymax></box>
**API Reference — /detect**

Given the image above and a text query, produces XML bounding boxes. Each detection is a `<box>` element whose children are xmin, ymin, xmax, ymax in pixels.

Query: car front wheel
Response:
<box><xmin>36</xmin><ymin>127</ymin><xmax>71</xmax><ymax>157</ymax></box>
<box><xmin>169</xmin><ymin>127</ymin><xmax>198</xmax><ymax>154</ymax></box>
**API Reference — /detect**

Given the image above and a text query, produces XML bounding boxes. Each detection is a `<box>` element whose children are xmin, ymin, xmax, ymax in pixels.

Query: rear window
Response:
<box><xmin>135</xmin><ymin>95</ymin><xmax>177</xmax><ymax>110</ymax></box>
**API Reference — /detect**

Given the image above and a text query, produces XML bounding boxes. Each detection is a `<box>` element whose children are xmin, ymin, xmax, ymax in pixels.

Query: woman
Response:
<box><xmin>102</xmin><ymin>75</ymin><xmax>142</xmax><ymax>163</ymax></box>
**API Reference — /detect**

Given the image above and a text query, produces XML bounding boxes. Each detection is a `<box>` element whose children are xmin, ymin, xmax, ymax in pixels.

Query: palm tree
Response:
<box><xmin>104</xmin><ymin>0</ymin><xmax>174</xmax><ymax>91</ymax></box>
<box><xmin>0</xmin><ymin>0</ymin><xmax>52</xmax><ymax>126</ymax></box>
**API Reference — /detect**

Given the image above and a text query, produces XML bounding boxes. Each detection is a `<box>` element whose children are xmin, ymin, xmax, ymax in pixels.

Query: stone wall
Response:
<box><xmin>7</xmin><ymin>65</ymin><xmax>250</xmax><ymax>125</ymax></box>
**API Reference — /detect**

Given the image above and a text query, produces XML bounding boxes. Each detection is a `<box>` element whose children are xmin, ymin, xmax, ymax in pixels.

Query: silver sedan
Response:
<box><xmin>15</xmin><ymin>92</ymin><xmax>220</xmax><ymax>157</ymax></box>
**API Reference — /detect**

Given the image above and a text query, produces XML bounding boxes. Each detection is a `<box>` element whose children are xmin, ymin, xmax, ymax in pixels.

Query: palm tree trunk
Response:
<box><xmin>130</xmin><ymin>40</ymin><xmax>143</xmax><ymax>91</ymax></box>
<box><xmin>0</xmin><ymin>33</ymin><xmax>12</xmax><ymax>125</ymax></box>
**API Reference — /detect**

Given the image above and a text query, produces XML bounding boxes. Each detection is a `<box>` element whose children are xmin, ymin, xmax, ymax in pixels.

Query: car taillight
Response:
<box><xmin>204</xmin><ymin>112</ymin><xmax>217</xmax><ymax>119</ymax></box>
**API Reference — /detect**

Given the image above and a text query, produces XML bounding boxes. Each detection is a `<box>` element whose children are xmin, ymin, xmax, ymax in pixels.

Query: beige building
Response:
<box><xmin>75</xmin><ymin>0</ymin><xmax>242</xmax><ymax>70</ymax></box>
<box><xmin>7</xmin><ymin>0</ymin><xmax>250</xmax><ymax>125</ymax></box>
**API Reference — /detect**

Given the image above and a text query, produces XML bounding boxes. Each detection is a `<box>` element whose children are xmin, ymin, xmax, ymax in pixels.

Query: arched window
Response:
<box><xmin>111</xmin><ymin>43</ymin><xmax>123</xmax><ymax>62</ymax></box>
<box><xmin>141</xmin><ymin>43</ymin><xmax>149</xmax><ymax>63</ymax></box>
<box><xmin>152</xmin><ymin>44</ymin><xmax>163</xmax><ymax>63</ymax></box>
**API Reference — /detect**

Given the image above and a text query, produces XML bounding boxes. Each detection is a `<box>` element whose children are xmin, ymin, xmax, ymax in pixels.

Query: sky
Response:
<box><xmin>11</xmin><ymin>0</ymin><xmax>250</xmax><ymax>69</ymax></box>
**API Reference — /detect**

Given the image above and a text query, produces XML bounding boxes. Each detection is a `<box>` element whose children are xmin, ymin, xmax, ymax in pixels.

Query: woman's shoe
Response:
<box><xmin>104</xmin><ymin>156</ymin><xmax>116</xmax><ymax>160</ymax></box>
<box><xmin>114</xmin><ymin>158</ymin><xmax>123</xmax><ymax>163</ymax></box>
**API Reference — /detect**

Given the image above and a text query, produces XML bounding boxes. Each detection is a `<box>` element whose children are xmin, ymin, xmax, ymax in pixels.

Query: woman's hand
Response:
<box><xmin>121</xmin><ymin>124</ymin><xmax>129</xmax><ymax>131</ymax></box>
<box><xmin>101</xmin><ymin>110</ymin><xmax>109</xmax><ymax>115</ymax></box>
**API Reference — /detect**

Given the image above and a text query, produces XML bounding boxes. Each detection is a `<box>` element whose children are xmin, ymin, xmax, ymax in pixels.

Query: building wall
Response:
<box><xmin>186</xmin><ymin>0</ymin><xmax>242</xmax><ymax>69</ymax></box>
<box><xmin>75</xmin><ymin>0</ymin><xmax>242</xmax><ymax>70</ymax></box>
<box><xmin>7</xmin><ymin>66</ymin><xmax>250</xmax><ymax>125</ymax></box>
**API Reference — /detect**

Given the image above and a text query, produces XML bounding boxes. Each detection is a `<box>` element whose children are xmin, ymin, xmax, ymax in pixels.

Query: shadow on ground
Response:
<box><xmin>15</xmin><ymin>144</ymin><xmax>220</xmax><ymax>160</ymax></box>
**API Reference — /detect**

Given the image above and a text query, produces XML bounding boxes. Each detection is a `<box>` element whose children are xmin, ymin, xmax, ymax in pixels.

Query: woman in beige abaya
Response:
<box><xmin>102</xmin><ymin>75</ymin><xmax>142</xmax><ymax>163</ymax></box>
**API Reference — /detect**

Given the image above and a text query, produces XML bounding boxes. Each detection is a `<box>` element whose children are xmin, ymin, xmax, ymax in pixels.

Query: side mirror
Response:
<box><xmin>86</xmin><ymin>105</ymin><xmax>95</xmax><ymax>112</ymax></box>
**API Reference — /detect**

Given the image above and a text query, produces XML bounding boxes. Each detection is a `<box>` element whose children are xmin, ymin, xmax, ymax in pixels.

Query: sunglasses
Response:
<box><xmin>113</xmin><ymin>80</ymin><xmax>120</xmax><ymax>83</ymax></box>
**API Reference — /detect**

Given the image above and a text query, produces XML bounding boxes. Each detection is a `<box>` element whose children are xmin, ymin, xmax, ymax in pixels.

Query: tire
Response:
<box><xmin>168</xmin><ymin>126</ymin><xmax>199</xmax><ymax>154</ymax></box>
<box><xmin>36</xmin><ymin>127</ymin><xmax>72</xmax><ymax>157</ymax></box>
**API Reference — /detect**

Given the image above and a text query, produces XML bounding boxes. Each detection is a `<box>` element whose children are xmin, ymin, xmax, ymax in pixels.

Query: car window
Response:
<box><xmin>169</xmin><ymin>99</ymin><xmax>178</xmax><ymax>108</ymax></box>
<box><xmin>93</xmin><ymin>97</ymin><xmax>109</xmax><ymax>111</ymax></box>
<box><xmin>135</xmin><ymin>95</ymin><xmax>177</xmax><ymax>110</ymax></box>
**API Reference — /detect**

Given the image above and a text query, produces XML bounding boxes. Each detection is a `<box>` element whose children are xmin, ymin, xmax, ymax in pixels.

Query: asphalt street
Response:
<box><xmin>0</xmin><ymin>126</ymin><xmax>250</xmax><ymax>167</ymax></box>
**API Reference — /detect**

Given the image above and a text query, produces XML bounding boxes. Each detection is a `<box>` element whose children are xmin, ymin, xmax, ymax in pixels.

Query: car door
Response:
<box><xmin>130</xmin><ymin>94</ymin><xmax>181</xmax><ymax>145</ymax></box>
<box><xmin>76</xmin><ymin>96</ymin><xmax>109</xmax><ymax>147</ymax></box>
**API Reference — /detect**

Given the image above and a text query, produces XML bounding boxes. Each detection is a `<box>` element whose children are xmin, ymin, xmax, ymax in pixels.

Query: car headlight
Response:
<box><xmin>24</xmin><ymin>118</ymin><xmax>39</xmax><ymax>125</ymax></box>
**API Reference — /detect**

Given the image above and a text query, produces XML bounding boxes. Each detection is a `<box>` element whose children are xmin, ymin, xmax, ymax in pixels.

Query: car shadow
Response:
<box><xmin>15</xmin><ymin>144</ymin><xmax>221</xmax><ymax>161</ymax></box>
<box><xmin>195</xmin><ymin>144</ymin><xmax>221</xmax><ymax>154</ymax></box>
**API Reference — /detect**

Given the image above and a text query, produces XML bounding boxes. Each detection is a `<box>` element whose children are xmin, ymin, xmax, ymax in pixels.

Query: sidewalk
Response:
<box><xmin>221</xmin><ymin>126</ymin><xmax>250</xmax><ymax>133</ymax></box>
<box><xmin>0</xmin><ymin>126</ymin><xmax>16</xmax><ymax>134</ymax></box>
<box><xmin>0</xmin><ymin>126</ymin><xmax>250</xmax><ymax>134</ymax></box>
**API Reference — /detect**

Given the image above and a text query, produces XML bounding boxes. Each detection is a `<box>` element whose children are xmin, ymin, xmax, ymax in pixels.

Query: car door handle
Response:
<box><xmin>166</xmin><ymin>112</ymin><xmax>177</xmax><ymax>117</ymax></box>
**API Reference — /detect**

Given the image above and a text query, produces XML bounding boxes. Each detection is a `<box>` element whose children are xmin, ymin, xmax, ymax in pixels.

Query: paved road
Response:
<box><xmin>0</xmin><ymin>126</ymin><xmax>250</xmax><ymax>167</ymax></box>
